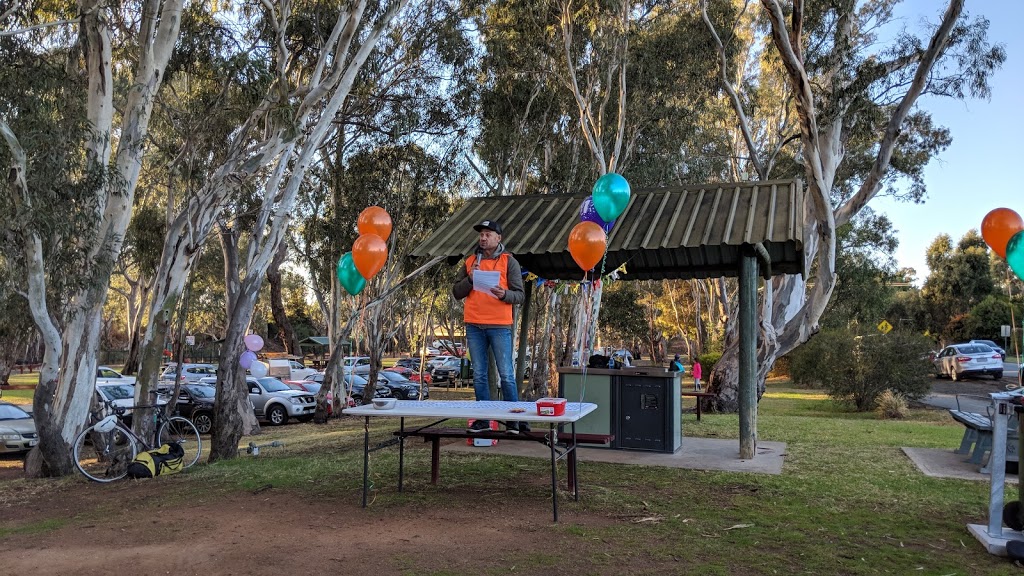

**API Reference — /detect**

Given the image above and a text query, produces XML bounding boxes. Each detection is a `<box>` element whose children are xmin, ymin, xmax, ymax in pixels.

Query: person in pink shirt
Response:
<box><xmin>692</xmin><ymin>359</ymin><xmax>703</xmax><ymax>391</ymax></box>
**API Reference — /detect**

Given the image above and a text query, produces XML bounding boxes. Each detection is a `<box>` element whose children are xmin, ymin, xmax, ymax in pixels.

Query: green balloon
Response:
<box><xmin>337</xmin><ymin>252</ymin><xmax>366</xmax><ymax>295</ymax></box>
<box><xmin>592</xmin><ymin>173</ymin><xmax>631</xmax><ymax>222</ymax></box>
<box><xmin>1008</xmin><ymin>230</ymin><xmax>1024</xmax><ymax>282</ymax></box>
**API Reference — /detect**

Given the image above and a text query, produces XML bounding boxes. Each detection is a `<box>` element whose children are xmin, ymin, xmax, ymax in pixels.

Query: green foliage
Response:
<box><xmin>600</xmin><ymin>282</ymin><xmax>648</xmax><ymax>346</ymax></box>
<box><xmin>823</xmin><ymin>208</ymin><xmax>899</xmax><ymax>329</ymax></box>
<box><xmin>697</xmin><ymin>351</ymin><xmax>722</xmax><ymax>373</ymax></box>
<box><xmin>790</xmin><ymin>329</ymin><xmax>933</xmax><ymax>411</ymax></box>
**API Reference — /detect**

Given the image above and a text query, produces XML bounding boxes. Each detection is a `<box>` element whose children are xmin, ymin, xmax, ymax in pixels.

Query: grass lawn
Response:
<box><xmin>1</xmin><ymin>381</ymin><xmax>1014</xmax><ymax>574</ymax></box>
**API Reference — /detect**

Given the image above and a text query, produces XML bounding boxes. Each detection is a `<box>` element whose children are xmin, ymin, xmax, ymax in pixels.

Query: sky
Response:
<box><xmin>871</xmin><ymin>1</ymin><xmax>1024</xmax><ymax>284</ymax></box>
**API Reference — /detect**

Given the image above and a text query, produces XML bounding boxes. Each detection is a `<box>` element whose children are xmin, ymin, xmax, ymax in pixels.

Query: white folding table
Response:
<box><xmin>343</xmin><ymin>400</ymin><xmax>598</xmax><ymax>522</ymax></box>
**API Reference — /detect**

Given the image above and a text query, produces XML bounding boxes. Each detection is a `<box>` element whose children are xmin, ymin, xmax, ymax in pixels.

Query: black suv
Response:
<box><xmin>170</xmin><ymin>383</ymin><xmax>217</xmax><ymax>434</ymax></box>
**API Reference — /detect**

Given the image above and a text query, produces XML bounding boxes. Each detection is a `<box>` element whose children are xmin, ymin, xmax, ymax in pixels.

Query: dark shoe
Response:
<box><xmin>468</xmin><ymin>420</ymin><xmax>490</xmax><ymax>433</ymax></box>
<box><xmin>517</xmin><ymin>421</ymin><xmax>531</xmax><ymax>434</ymax></box>
<box><xmin>504</xmin><ymin>421</ymin><xmax>520</xmax><ymax>434</ymax></box>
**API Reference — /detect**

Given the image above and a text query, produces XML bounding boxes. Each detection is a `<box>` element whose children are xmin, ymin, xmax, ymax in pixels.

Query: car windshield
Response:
<box><xmin>185</xmin><ymin>385</ymin><xmax>216</xmax><ymax>399</ymax></box>
<box><xmin>302</xmin><ymin>383</ymin><xmax>322</xmax><ymax>394</ymax></box>
<box><xmin>959</xmin><ymin>345</ymin><xmax>992</xmax><ymax>354</ymax></box>
<box><xmin>97</xmin><ymin>367</ymin><xmax>122</xmax><ymax>378</ymax></box>
<box><xmin>257</xmin><ymin>377</ymin><xmax>291</xmax><ymax>392</ymax></box>
<box><xmin>343</xmin><ymin>374</ymin><xmax>368</xmax><ymax>386</ymax></box>
<box><xmin>98</xmin><ymin>384</ymin><xmax>135</xmax><ymax>401</ymax></box>
<box><xmin>0</xmin><ymin>404</ymin><xmax>30</xmax><ymax>420</ymax></box>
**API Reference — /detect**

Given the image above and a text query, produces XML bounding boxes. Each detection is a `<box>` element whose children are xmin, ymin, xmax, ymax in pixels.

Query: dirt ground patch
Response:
<box><xmin>0</xmin><ymin>376</ymin><xmax>1012</xmax><ymax>575</ymax></box>
<box><xmin>0</xmin><ymin>481</ymin><xmax>626</xmax><ymax>576</ymax></box>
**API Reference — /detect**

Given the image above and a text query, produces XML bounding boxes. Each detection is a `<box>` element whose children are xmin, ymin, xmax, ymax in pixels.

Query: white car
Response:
<box><xmin>160</xmin><ymin>363</ymin><xmax>218</xmax><ymax>384</ymax></box>
<box><xmin>428</xmin><ymin>355</ymin><xmax>457</xmax><ymax>371</ymax></box>
<box><xmin>96</xmin><ymin>366</ymin><xmax>136</xmax><ymax>386</ymax></box>
<box><xmin>932</xmin><ymin>343</ymin><xmax>1003</xmax><ymax>381</ymax></box>
<box><xmin>95</xmin><ymin>382</ymin><xmax>169</xmax><ymax>425</ymax></box>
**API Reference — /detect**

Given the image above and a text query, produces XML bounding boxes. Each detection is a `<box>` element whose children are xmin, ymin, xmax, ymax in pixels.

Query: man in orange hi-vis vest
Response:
<box><xmin>452</xmin><ymin>219</ymin><xmax>527</xmax><ymax>434</ymax></box>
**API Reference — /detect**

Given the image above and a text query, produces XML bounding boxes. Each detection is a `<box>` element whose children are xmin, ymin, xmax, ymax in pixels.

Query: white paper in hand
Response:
<box><xmin>473</xmin><ymin>270</ymin><xmax>501</xmax><ymax>296</ymax></box>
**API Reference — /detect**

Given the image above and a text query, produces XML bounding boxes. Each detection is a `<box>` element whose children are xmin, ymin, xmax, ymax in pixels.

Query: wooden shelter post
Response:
<box><xmin>738</xmin><ymin>246</ymin><xmax>758</xmax><ymax>459</ymax></box>
<box><xmin>515</xmin><ymin>280</ymin><xmax>533</xmax><ymax>392</ymax></box>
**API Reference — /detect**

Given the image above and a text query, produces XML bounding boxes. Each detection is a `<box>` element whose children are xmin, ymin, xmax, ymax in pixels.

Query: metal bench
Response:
<box><xmin>949</xmin><ymin>409</ymin><xmax>993</xmax><ymax>464</ymax></box>
<box><xmin>949</xmin><ymin>408</ymin><xmax>1020</xmax><ymax>472</ymax></box>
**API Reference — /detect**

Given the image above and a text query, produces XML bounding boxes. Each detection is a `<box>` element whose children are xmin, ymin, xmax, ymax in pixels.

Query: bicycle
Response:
<box><xmin>72</xmin><ymin>393</ymin><xmax>202</xmax><ymax>482</ymax></box>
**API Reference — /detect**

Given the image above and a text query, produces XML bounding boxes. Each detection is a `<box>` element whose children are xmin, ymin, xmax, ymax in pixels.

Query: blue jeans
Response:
<box><xmin>466</xmin><ymin>325</ymin><xmax>518</xmax><ymax>402</ymax></box>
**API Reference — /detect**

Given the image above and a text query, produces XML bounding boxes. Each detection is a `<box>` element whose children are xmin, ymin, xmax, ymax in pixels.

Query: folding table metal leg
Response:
<box><xmin>549</xmin><ymin>423</ymin><xmax>558</xmax><ymax>522</ymax></box>
<box><xmin>362</xmin><ymin>416</ymin><xmax>370</xmax><ymax>508</ymax></box>
<box><xmin>398</xmin><ymin>417</ymin><xmax>405</xmax><ymax>492</ymax></box>
<box><xmin>571</xmin><ymin>422</ymin><xmax>579</xmax><ymax>501</ymax></box>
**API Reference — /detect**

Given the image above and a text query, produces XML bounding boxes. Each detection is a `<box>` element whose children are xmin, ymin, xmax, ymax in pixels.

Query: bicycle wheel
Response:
<box><xmin>158</xmin><ymin>416</ymin><xmax>202</xmax><ymax>468</ymax></box>
<box><xmin>73</xmin><ymin>422</ymin><xmax>139</xmax><ymax>482</ymax></box>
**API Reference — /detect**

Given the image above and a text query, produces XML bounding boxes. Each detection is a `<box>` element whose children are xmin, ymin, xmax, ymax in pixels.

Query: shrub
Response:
<box><xmin>789</xmin><ymin>328</ymin><xmax>933</xmax><ymax>411</ymax></box>
<box><xmin>875</xmin><ymin>389</ymin><xmax>909</xmax><ymax>419</ymax></box>
<box><xmin>697</xmin><ymin>351</ymin><xmax>722</xmax><ymax>373</ymax></box>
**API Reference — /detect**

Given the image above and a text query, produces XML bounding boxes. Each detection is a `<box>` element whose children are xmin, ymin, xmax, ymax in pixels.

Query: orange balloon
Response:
<box><xmin>982</xmin><ymin>208</ymin><xmax>1024</xmax><ymax>258</ymax></box>
<box><xmin>352</xmin><ymin>234</ymin><xmax>388</xmax><ymax>279</ymax></box>
<box><xmin>568</xmin><ymin>221</ymin><xmax>607</xmax><ymax>271</ymax></box>
<box><xmin>357</xmin><ymin>206</ymin><xmax>392</xmax><ymax>241</ymax></box>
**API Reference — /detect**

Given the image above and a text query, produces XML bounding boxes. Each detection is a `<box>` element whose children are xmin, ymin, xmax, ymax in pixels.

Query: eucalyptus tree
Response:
<box><xmin>291</xmin><ymin>0</ymin><xmax>476</xmax><ymax>410</ymax></box>
<box><xmin>700</xmin><ymin>0</ymin><xmax>1004</xmax><ymax>409</ymax></box>
<box><xmin>1</xmin><ymin>0</ymin><xmax>186</xmax><ymax>476</ymax></box>
<box><xmin>473</xmin><ymin>0</ymin><xmax>728</xmax><ymax>389</ymax></box>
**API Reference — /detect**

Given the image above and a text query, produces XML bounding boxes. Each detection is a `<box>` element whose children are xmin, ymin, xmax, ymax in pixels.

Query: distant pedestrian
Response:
<box><xmin>693</xmin><ymin>359</ymin><xmax>703</xmax><ymax>392</ymax></box>
<box><xmin>668</xmin><ymin>354</ymin><xmax>684</xmax><ymax>374</ymax></box>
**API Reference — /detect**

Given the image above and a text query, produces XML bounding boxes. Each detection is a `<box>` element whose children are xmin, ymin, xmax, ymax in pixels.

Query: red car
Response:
<box><xmin>285</xmin><ymin>380</ymin><xmax>335</xmax><ymax>416</ymax></box>
<box><xmin>384</xmin><ymin>365</ymin><xmax>432</xmax><ymax>384</ymax></box>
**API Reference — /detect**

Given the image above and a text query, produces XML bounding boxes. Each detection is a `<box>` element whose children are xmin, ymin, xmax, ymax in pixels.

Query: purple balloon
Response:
<box><xmin>239</xmin><ymin>350</ymin><xmax>257</xmax><ymax>369</ymax></box>
<box><xmin>579</xmin><ymin>196</ymin><xmax>615</xmax><ymax>234</ymax></box>
<box><xmin>244</xmin><ymin>333</ymin><xmax>264</xmax><ymax>352</ymax></box>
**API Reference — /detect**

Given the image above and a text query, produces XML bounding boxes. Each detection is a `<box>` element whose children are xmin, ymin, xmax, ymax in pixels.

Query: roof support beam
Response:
<box><xmin>515</xmin><ymin>280</ymin><xmax>533</xmax><ymax>390</ymax></box>
<box><xmin>739</xmin><ymin>247</ymin><xmax>759</xmax><ymax>459</ymax></box>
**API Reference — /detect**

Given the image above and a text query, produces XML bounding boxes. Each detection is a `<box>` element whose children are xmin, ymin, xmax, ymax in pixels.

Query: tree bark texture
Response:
<box><xmin>267</xmin><ymin>241</ymin><xmax>303</xmax><ymax>355</ymax></box>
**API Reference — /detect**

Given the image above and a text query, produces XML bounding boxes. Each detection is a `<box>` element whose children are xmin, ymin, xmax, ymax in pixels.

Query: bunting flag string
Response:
<box><xmin>520</xmin><ymin>263</ymin><xmax>626</xmax><ymax>291</ymax></box>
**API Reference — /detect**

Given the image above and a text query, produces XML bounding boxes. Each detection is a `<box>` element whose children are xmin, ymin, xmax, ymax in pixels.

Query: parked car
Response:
<box><xmin>291</xmin><ymin>381</ymin><xmax>334</xmax><ymax>416</ymax></box>
<box><xmin>302</xmin><ymin>372</ymin><xmax>390</xmax><ymax>404</ymax></box>
<box><xmin>384</xmin><ymin>365</ymin><xmax>431</xmax><ymax>384</ymax></box>
<box><xmin>376</xmin><ymin>371</ymin><xmax>429</xmax><ymax>400</ymax></box>
<box><xmin>96</xmin><ymin>366</ymin><xmax>136</xmax><ymax>386</ymax></box>
<box><xmin>432</xmin><ymin>357</ymin><xmax>470</xmax><ymax>385</ymax></box>
<box><xmin>339</xmin><ymin>356</ymin><xmax>377</xmax><ymax>376</ymax></box>
<box><xmin>199</xmin><ymin>375</ymin><xmax>316</xmax><ymax>425</ymax></box>
<box><xmin>932</xmin><ymin>343</ymin><xmax>1003</xmax><ymax>381</ymax></box>
<box><xmin>428</xmin><ymin>355</ymin><xmax>457</xmax><ymax>371</ymax></box>
<box><xmin>95</xmin><ymin>382</ymin><xmax>170</xmax><ymax>426</ymax></box>
<box><xmin>160</xmin><ymin>363</ymin><xmax>218</xmax><ymax>384</ymax></box>
<box><xmin>970</xmin><ymin>339</ymin><xmax>1007</xmax><ymax>361</ymax></box>
<box><xmin>170</xmin><ymin>383</ymin><xmax>217</xmax><ymax>434</ymax></box>
<box><xmin>267</xmin><ymin>358</ymin><xmax>318</xmax><ymax>381</ymax></box>
<box><xmin>0</xmin><ymin>402</ymin><xmax>37</xmax><ymax>454</ymax></box>
<box><xmin>393</xmin><ymin>357</ymin><xmax>423</xmax><ymax>370</ymax></box>
<box><xmin>419</xmin><ymin>346</ymin><xmax>441</xmax><ymax>356</ymax></box>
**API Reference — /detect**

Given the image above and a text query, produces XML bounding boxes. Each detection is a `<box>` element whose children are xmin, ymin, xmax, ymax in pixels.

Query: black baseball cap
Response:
<box><xmin>473</xmin><ymin>219</ymin><xmax>503</xmax><ymax>235</ymax></box>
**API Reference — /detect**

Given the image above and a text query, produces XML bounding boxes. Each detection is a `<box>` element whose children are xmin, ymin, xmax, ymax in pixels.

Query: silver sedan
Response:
<box><xmin>932</xmin><ymin>343</ymin><xmax>1003</xmax><ymax>381</ymax></box>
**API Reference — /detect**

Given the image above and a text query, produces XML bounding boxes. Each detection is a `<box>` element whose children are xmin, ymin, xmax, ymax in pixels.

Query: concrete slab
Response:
<box><xmin>901</xmin><ymin>447</ymin><xmax>1018</xmax><ymax>484</ymax></box>
<box><xmin>443</xmin><ymin>436</ymin><xmax>786</xmax><ymax>475</ymax></box>
<box><xmin>968</xmin><ymin>523</ymin><xmax>1024</xmax><ymax>557</ymax></box>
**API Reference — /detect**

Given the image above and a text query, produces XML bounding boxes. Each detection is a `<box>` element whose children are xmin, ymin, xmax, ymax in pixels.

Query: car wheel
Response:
<box><xmin>951</xmin><ymin>369</ymin><xmax>960</xmax><ymax>382</ymax></box>
<box><xmin>267</xmin><ymin>404</ymin><xmax>288</xmax><ymax>426</ymax></box>
<box><xmin>994</xmin><ymin>372</ymin><xmax>1003</xmax><ymax>380</ymax></box>
<box><xmin>192</xmin><ymin>411</ymin><xmax>213</xmax><ymax>434</ymax></box>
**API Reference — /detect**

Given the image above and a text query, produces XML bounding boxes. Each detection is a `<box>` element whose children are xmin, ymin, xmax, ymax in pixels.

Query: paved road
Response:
<box><xmin>922</xmin><ymin>361</ymin><xmax>1022</xmax><ymax>413</ymax></box>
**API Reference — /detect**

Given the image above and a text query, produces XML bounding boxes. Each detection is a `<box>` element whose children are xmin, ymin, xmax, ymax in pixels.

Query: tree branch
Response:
<box><xmin>701</xmin><ymin>0</ymin><xmax>766</xmax><ymax>179</ymax></box>
<box><xmin>835</xmin><ymin>0</ymin><xmax>964</xmax><ymax>227</ymax></box>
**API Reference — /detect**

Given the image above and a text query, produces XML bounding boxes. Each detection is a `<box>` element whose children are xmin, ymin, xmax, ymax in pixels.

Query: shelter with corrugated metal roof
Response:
<box><xmin>411</xmin><ymin>178</ymin><xmax>805</xmax><ymax>458</ymax></box>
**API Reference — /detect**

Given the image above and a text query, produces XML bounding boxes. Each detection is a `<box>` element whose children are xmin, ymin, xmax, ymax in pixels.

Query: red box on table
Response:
<box><xmin>536</xmin><ymin>397</ymin><xmax>567</xmax><ymax>416</ymax></box>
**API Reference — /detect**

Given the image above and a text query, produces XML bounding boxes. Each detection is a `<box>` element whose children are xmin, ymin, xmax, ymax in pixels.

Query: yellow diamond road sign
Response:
<box><xmin>877</xmin><ymin>320</ymin><xmax>893</xmax><ymax>334</ymax></box>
